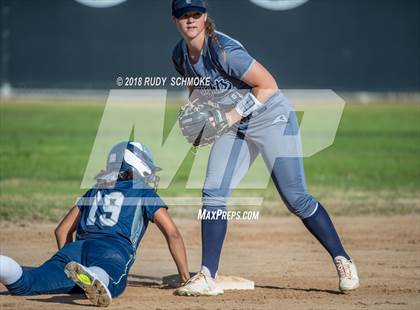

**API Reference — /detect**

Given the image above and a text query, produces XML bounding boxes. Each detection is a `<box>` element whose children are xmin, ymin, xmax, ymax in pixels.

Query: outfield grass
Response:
<box><xmin>0</xmin><ymin>100</ymin><xmax>419</xmax><ymax>220</ymax></box>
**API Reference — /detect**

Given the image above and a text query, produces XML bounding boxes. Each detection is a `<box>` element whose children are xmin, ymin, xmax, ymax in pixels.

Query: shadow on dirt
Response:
<box><xmin>127</xmin><ymin>273</ymin><xmax>196</xmax><ymax>289</ymax></box>
<box><xmin>27</xmin><ymin>294</ymin><xmax>86</xmax><ymax>306</ymax></box>
<box><xmin>127</xmin><ymin>274</ymin><xmax>167</xmax><ymax>288</ymax></box>
<box><xmin>255</xmin><ymin>285</ymin><xmax>342</xmax><ymax>295</ymax></box>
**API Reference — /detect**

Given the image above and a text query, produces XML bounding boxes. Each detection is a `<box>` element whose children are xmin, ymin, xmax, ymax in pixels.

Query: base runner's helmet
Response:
<box><xmin>102</xmin><ymin>141</ymin><xmax>161</xmax><ymax>189</ymax></box>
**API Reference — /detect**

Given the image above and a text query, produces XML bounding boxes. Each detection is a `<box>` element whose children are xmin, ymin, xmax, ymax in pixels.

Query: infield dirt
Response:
<box><xmin>1</xmin><ymin>215</ymin><xmax>419</xmax><ymax>309</ymax></box>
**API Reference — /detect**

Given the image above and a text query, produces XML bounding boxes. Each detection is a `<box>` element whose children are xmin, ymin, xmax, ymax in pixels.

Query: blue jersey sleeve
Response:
<box><xmin>75</xmin><ymin>189</ymin><xmax>94</xmax><ymax>210</ymax></box>
<box><xmin>143</xmin><ymin>190</ymin><xmax>168</xmax><ymax>222</ymax></box>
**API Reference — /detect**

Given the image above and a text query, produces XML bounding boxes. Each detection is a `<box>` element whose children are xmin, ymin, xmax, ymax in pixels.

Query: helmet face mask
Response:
<box><xmin>95</xmin><ymin>141</ymin><xmax>161</xmax><ymax>190</ymax></box>
<box><xmin>144</xmin><ymin>173</ymin><xmax>160</xmax><ymax>192</ymax></box>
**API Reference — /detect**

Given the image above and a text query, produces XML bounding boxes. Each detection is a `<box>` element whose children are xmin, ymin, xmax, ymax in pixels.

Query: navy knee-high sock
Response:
<box><xmin>201</xmin><ymin>206</ymin><xmax>227</xmax><ymax>278</ymax></box>
<box><xmin>302</xmin><ymin>204</ymin><xmax>350</xmax><ymax>260</ymax></box>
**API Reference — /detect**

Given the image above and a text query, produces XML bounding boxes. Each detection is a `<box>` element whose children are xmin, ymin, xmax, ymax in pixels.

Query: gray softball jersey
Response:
<box><xmin>172</xmin><ymin>31</ymin><xmax>255</xmax><ymax>108</ymax></box>
<box><xmin>172</xmin><ymin>32</ymin><xmax>318</xmax><ymax>219</ymax></box>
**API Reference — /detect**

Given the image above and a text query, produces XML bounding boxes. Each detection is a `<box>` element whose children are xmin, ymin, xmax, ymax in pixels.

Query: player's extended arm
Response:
<box><xmin>54</xmin><ymin>206</ymin><xmax>81</xmax><ymax>250</ymax></box>
<box><xmin>225</xmin><ymin>61</ymin><xmax>278</xmax><ymax>126</ymax></box>
<box><xmin>153</xmin><ymin>208</ymin><xmax>190</xmax><ymax>284</ymax></box>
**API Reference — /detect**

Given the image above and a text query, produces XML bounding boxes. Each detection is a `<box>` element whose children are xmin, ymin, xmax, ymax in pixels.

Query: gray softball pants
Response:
<box><xmin>202</xmin><ymin>90</ymin><xmax>318</xmax><ymax>219</ymax></box>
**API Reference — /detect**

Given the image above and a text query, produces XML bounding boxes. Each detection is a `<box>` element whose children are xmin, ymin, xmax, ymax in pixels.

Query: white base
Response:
<box><xmin>216</xmin><ymin>275</ymin><xmax>255</xmax><ymax>290</ymax></box>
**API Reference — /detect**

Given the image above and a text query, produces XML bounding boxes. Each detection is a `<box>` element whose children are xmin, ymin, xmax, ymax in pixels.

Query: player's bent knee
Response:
<box><xmin>0</xmin><ymin>255</ymin><xmax>23</xmax><ymax>287</ymax></box>
<box><xmin>202</xmin><ymin>187</ymin><xmax>230</xmax><ymax>207</ymax></box>
<box><xmin>285</xmin><ymin>193</ymin><xmax>318</xmax><ymax>219</ymax></box>
<box><xmin>5</xmin><ymin>276</ymin><xmax>31</xmax><ymax>296</ymax></box>
<box><xmin>202</xmin><ymin>196</ymin><xmax>228</xmax><ymax>207</ymax></box>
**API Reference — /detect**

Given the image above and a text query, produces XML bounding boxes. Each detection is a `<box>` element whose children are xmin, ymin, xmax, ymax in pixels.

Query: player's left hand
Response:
<box><xmin>178</xmin><ymin>101</ymin><xmax>229</xmax><ymax>147</ymax></box>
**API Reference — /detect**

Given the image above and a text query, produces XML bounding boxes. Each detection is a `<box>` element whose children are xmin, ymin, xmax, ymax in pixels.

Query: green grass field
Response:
<box><xmin>0</xmin><ymin>100</ymin><xmax>419</xmax><ymax>221</ymax></box>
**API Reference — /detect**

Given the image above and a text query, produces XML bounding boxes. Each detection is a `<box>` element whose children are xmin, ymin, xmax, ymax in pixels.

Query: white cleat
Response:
<box><xmin>334</xmin><ymin>256</ymin><xmax>360</xmax><ymax>292</ymax></box>
<box><xmin>175</xmin><ymin>271</ymin><xmax>224</xmax><ymax>296</ymax></box>
<box><xmin>64</xmin><ymin>261</ymin><xmax>112</xmax><ymax>307</ymax></box>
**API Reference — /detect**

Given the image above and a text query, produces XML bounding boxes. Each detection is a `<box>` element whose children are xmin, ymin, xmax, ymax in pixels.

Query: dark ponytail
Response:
<box><xmin>205</xmin><ymin>18</ymin><xmax>221</xmax><ymax>49</ymax></box>
<box><xmin>94</xmin><ymin>169</ymin><xmax>133</xmax><ymax>188</ymax></box>
<box><xmin>205</xmin><ymin>17</ymin><xmax>226</xmax><ymax>61</ymax></box>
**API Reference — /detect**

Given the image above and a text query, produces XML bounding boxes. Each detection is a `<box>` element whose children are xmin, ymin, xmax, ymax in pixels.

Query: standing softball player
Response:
<box><xmin>0</xmin><ymin>141</ymin><xmax>190</xmax><ymax>307</ymax></box>
<box><xmin>171</xmin><ymin>0</ymin><xmax>359</xmax><ymax>296</ymax></box>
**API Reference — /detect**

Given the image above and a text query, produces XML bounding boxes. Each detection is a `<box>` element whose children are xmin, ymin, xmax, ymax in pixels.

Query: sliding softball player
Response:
<box><xmin>0</xmin><ymin>141</ymin><xmax>190</xmax><ymax>307</ymax></box>
<box><xmin>171</xmin><ymin>0</ymin><xmax>359</xmax><ymax>296</ymax></box>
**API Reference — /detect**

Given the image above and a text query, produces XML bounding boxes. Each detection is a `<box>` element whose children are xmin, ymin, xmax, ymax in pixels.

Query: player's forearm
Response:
<box><xmin>166</xmin><ymin>234</ymin><xmax>190</xmax><ymax>283</ymax></box>
<box><xmin>54</xmin><ymin>229</ymin><xmax>73</xmax><ymax>250</ymax></box>
<box><xmin>251</xmin><ymin>86</ymin><xmax>277</xmax><ymax>104</ymax></box>
<box><xmin>226</xmin><ymin>86</ymin><xmax>277</xmax><ymax>127</ymax></box>
<box><xmin>54</xmin><ymin>206</ymin><xmax>80</xmax><ymax>249</ymax></box>
<box><xmin>54</xmin><ymin>227</ymin><xmax>73</xmax><ymax>250</ymax></box>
